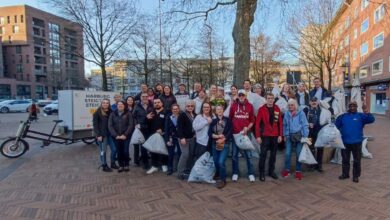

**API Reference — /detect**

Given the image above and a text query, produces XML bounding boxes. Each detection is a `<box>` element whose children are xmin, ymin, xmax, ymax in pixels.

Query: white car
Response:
<box><xmin>43</xmin><ymin>101</ymin><xmax>58</xmax><ymax>115</ymax></box>
<box><xmin>0</xmin><ymin>100</ymin><xmax>32</xmax><ymax>113</ymax></box>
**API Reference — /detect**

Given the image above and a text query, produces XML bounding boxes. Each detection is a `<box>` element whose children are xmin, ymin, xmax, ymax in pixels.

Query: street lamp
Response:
<box><xmin>159</xmin><ymin>0</ymin><xmax>164</xmax><ymax>83</ymax></box>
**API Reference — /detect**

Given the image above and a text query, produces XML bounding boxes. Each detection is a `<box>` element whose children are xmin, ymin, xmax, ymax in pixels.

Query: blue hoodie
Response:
<box><xmin>283</xmin><ymin>110</ymin><xmax>309</xmax><ymax>138</ymax></box>
<box><xmin>335</xmin><ymin>112</ymin><xmax>375</xmax><ymax>144</ymax></box>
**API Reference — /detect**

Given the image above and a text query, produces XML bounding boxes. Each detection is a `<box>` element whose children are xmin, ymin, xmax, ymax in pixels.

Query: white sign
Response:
<box><xmin>175</xmin><ymin>94</ymin><xmax>190</xmax><ymax>111</ymax></box>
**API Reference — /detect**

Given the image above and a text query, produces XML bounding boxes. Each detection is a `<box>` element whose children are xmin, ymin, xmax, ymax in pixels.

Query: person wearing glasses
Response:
<box><xmin>336</xmin><ymin>101</ymin><xmax>375</xmax><ymax>183</ymax></box>
<box><xmin>133</xmin><ymin>93</ymin><xmax>154</xmax><ymax>169</ymax></box>
<box><xmin>209</xmin><ymin>105</ymin><xmax>233</xmax><ymax>189</ymax></box>
<box><xmin>192</xmin><ymin>102</ymin><xmax>213</xmax><ymax>164</ymax></box>
<box><xmin>282</xmin><ymin>99</ymin><xmax>309</xmax><ymax>180</ymax></box>
<box><xmin>229</xmin><ymin>89</ymin><xmax>256</xmax><ymax>182</ymax></box>
<box><xmin>164</xmin><ymin>104</ymin><xmax>182</xmax><ymax>175</ymax></box>
<box><xmin>176</xmin><ymin>100</ymin><xmax>197</xmax><ymax>179</ymax></box>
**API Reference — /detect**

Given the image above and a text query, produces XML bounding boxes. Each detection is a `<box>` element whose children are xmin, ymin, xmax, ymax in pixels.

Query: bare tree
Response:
<box><xmin>284</xmin><ymin>0</ymin><xmax>342</xmax><ymax>90</ymax></box>
<box><xmin>198</xmin><ymin>23</ymin><xmax>218</xmax><ymax>87</ymax></box>
<box><xmin>47</xmin><ymin>0</ymin><xmax>138</xmax><ymax>91</ymax></box>
<box><xmin>250</xmin><ymin>33</ymin><xmax>281</xmax><ymax>86</ymax></box>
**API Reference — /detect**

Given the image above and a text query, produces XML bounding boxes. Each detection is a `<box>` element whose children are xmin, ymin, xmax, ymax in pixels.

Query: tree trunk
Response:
<box><xmin>232</xmin><ymin>0</ymin><xmax>257</xmax><ymax>85</ymax></box>
<box><xmin>327</xmin><ymin>66</ymin><xmax>332</xmax><ymax>91</ymax></box>
<box><xmin>101</xmin><ymin>64</ymin><xmax>108</xmax><ymax>91</ymax></box>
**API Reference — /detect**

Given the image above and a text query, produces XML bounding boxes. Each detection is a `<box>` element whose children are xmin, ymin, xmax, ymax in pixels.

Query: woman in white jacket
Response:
<box><xmin>191</xmin><ymin>102</ymin><xmax>213</xmax><ymax>166</ymax></box>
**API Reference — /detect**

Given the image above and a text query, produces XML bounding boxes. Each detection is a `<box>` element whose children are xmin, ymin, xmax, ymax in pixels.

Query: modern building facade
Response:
<box><xmin>0</xmin><ymin>5</ymin><xmax>84</xmax><ymax>99</ymax></box>
<box><xmin>327</xmin><ymin>0</ymin><xmax>389</xmax><ymax>116</ymax></box>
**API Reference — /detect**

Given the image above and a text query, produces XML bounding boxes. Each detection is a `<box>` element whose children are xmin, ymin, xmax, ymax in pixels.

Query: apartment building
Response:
<box><xmin>327</xmin><ymin>0</ymin><xmax>389</xmax><ymax>116</ymax></box>
<box><xmin>0</xmin><ymin>5</ymin><xmax>84</xmax><ymax>99</ymax></box>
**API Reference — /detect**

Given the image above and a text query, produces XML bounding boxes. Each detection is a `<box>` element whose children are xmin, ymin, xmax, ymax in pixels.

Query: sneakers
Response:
<box><xmin>111</xmin><ymin>163</ymin><xmax>119</xmax><ymax>170</ymax></box>
<box><xmin>281</xmin><ymin>170</ymin><xmax>290</xmax><ymax>178</ymax></box>
<box><xmin>146</xmin><ymin>166</ymin><xmax>159</xmax><ymax>175</ymax></box>
<box><xmin>232</xmin><ymin>174</ymin><xmax>239</xmax><ymax>182</ymax></box>
<box><xmin>118</xmin><ymin>167</ymin><xmax>124</xmax><ymax>173</ymax></box>
<box><xmin>295</xmin><ymin>171</ymin><xmax>303</xmax><ymax>180</ymax></box>
<box><xmin>167</xmin><ymin>169</ymin><xmax>173</xmax><ymax>176</ymax></box>
<box><xmin>162</xmin><ymin>165</ymin><xmax>168</xmax><ymax>173</ymax></box>
<box><xmin>249</xmin><ymin>175</ymin><xmax>255</xmax><ymax>182</ymax></box>
<box><xmin>259</xmin><ymin>173</ymin><xmax>265</xmax><ymax>182</ymax></box>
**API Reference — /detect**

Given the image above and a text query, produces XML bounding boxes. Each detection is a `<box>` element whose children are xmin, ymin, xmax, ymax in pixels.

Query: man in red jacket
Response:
<box><xmin>229</xmin><ymin>89</ymin><xmax>256</xmax><ymax>182</ymax></box>
<box><xmin>255</xmin><ymin>93</ymin><xmax>283</xmax><ymax>181</ymax></box>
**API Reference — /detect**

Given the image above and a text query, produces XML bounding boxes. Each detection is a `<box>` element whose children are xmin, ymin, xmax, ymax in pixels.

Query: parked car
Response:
<box><xmin>0</xmin><ymin>100</ymin><xmax>32</xmax><ymax>113</ymax></box>
<box><xmin>37</xmin><ymin>100</ymin><xmax>53</xmax><ymax>108</ymax></box>
<box><xmin>43</xmin><ymin>101</ymin><xmax>58</xmax><ymax>115</ymax></box>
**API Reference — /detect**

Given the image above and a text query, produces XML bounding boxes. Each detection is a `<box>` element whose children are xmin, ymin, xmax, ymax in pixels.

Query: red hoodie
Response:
<box><xmin>255</xmin><ymin>104</ymin><xmax>283</xmax><ymax>138</ymax></box>
<box><xmin>229</xmin><ymin>99</ymin><xmax>255</xmax><ymax>134</ymax></box>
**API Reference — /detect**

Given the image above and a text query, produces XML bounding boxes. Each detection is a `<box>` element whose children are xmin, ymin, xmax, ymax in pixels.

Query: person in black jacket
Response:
<box><xmin>307</xmin><ymin>97</ymin><xmax>325</xmax><ymax>172</ymax></box>
<box><xmin>159</xmin><ymin>85</ymin><xmax>177</xmax><ymax>113</ymax></box>
<box><xmin>108</xmin><ymin>101</ymin><xmax>134</xmax><ymax>173</ymax></box>
<box><xmin>209</xmin><ymin>105</ymin><xmax>233</xmax><ymax>189</ymax></box>
<box><xmin>132</xmin><ymin>93</ymin><xmax>154</xmax><ymax>169</ymax></box>
<box><xmin>146</xmin><ymin>98</ymin><xmax>169</xmax><ymax>175</ymax></box>
<box><xmin>296</xmin><ymin>82</ymin><xmax>310</xmax><ymax>115</ymax></box>
<box><xmin>309</xmin><ymin>78</ymin><xmax>331</xmax><ymax>100</ymax></box>
<box><xmin>176</xmin><ymin>100</ymin><xmax>196</xmax><ymax>179</ymax></box>
<box><xmin>93</xmin><ymin>99</ymin><xmax>113</xmax><ymax>172</ymax></box>
<box><xmin>164</xmin><ymin>104</ymin><xmax>182</xmax><ymax>175</ymax></box>
<box><xmin>134</xmin><ymin>83</ymin><xmax>148</xmax><ymax>102</ymax></box>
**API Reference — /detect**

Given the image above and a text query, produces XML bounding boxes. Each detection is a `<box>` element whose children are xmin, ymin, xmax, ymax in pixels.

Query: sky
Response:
<box><xmin>0</xmin><ymin>0</ymin><xmax>290</xmax><ymax>74</ymax></box>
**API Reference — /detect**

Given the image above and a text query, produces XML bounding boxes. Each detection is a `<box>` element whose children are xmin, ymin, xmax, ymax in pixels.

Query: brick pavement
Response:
<box><xmin>0</xmin><ymin>114</ymin><xmax>389</xmax><ymax>219</ymax></box>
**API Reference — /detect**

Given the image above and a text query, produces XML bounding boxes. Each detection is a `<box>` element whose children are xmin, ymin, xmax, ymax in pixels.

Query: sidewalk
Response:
<box><xmin>0</xmin><ymin>115</ymin><xmax>389</xmax><ymax>219</ymax></box>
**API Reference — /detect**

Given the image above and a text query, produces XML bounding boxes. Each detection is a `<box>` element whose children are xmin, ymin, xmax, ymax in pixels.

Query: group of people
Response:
<box><xmin>92</xmin><ymin>78</ymin><xmax>375</xmax><ymax>189</ymax></box>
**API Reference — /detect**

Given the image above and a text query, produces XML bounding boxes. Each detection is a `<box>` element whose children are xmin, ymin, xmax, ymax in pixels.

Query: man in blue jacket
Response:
<box><xmin>335</xmin><ymin>101</ymin><xmax>375</xmax><ymax>183</ymax></box>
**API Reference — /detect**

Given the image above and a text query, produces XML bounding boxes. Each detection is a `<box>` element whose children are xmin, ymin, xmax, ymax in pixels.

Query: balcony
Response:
<box><xmin>34</xmin><ymin>69</ymin><xmax>47</xmax><ymax>76</ymax></box>
<box><xmin>32</xmin><ymin>18</ymin><xmax>45</xmax><ymax>28</ymax></box>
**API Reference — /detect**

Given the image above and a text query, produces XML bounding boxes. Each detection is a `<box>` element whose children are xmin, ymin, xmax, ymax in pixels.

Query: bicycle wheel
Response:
<box><xmin>0</xmin><ymin>137</ymin><xmax>29</xmax><ymax>158</ymax></box>
<box><xmin>82</xmin><ymin>137</ymin><xmax>96</xmax><ymax>145</ymax></box>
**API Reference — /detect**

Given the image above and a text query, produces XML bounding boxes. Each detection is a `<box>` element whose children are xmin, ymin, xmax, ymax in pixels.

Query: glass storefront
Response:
<box><xmin>370</xmin><ymin>92</ymin><xmax>388</xmax><ymax>114</ymax></box>
<box><xmin>0</xmin><ymin>84</ymin><xmax>11</xmax><ymax>99</ymax></box>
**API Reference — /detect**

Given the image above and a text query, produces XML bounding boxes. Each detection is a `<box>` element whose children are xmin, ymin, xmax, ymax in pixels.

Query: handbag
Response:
<box><xmin>290</xmin><ymin>131</ymin><xmax>302</xmax><ymax>143</ymax></box>
<box><xmin>214</xmin><ymin>120</ymin><xmax>225</xmax><ymax>151</ymax></box>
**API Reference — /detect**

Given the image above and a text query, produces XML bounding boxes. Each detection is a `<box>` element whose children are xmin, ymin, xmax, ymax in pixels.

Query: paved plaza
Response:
<box><xmin>0</xmin><ymin>113</ymin><xmax>389</xmax><ymax>219</ymax></box>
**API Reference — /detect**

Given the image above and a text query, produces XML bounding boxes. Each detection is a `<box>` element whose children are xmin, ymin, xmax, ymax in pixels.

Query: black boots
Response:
<box><xmin>99</xmin><ymin>164</ymin><xmax>113</xmax><ymax>172</ymax></box>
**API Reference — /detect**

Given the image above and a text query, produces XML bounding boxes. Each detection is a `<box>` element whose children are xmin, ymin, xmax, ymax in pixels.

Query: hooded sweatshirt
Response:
<box><xmin>229</xmin><ymin>99</ymin><xmax>255</xmax><ymax>134</ymax></box>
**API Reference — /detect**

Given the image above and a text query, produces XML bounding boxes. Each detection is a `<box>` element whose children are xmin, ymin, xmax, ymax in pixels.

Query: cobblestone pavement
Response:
<box><xmin>0</xmin><ymin>113</ymin><xmax>389</xmax><ymax>220</ymax></box>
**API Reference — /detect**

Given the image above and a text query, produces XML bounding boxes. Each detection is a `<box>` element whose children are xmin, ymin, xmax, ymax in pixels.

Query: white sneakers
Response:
<box><xmin>249</xmin><ymin>175</ymin><xmax>255</xmax><ymax>182</ymax></box>
<box><xmin>162</xmin><ymin>165</ymin><xmax>168</xmax><ymax>173</ymax></box>
<box><xmin>146</xmin><ymin>166</ymin><xmax>158</xmax><ymax>175</ymax></box>
<box><xmin>232</xmin><ymin>174</ymin><xmax>239</xmax><ymax>182</ymax></box>
<box><xmin>232</xmin><ymin>174</ymin><xmax>255</xmax><ymax>182</ymax></box>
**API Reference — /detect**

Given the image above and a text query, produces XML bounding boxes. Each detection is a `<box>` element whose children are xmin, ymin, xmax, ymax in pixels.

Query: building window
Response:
<box><xmin>353</xmin><ymin>49</ymin><xmax>357</xmax><ymax>60</ymax></box>
<box><xmin>354</xmin><ymin>28</ymin><xmax>358</xmax><ymax>39</ymax></box>
<box><xmin>16</xmin><ymin>64</ymin><xmax>23</xmax><ymax>73</ymax></box>
<box><xmin>359</xmin><ymin>66</ymin><xmax>368</xmax><ymax>78</ymax></box>
<box><xmin>8</xmin><ymin>35</ymin><xmax>12</xmax><ymax>43</ymax></box>
<box><xmin>338</xmin><ymin>26</ymin><xmax>343</xmax><ymax>36</ymax></box>
<box><xmin>361</xmin><ymin>18</ymin><xmax>369</xmax><ymax>33</ymax></box>
<box><xmin>0</xmin><ymin>27</ymin><xmax>5</xmax><ymax>35</ymax></box>
<box><xmin>372</xmin><ymin>59</ymin><xmax>383</xmax><ymax>75</ymax></box>
<box><xmin>7</xmin><ymin>16</ymin><xmax>10</xmax><ymax>24</ymax></box>
<box><xmin>26</xmin><ymin>55</ymin><xmax>29</xmax><ymax>63</ymax></box>
<box><xmin>19</xmin><ymin>55</ymin><xmax>22</xmax><ymax>63</ymax></box>
<box><xmin>374</xmin><ymin>4</ymin><xmax>385</xmax><ymax>23</ymax></box>
<box><xmin>20</xmin><ymin>15</ymin><xmax>24</xmax><ymax>23</ymax></box>
<box><xmin>12</xmin><ymin>25</ymin><xmax>19</xmax><ymax>34</ymax></box>
<box><xmin>373</xmin><ymin>32</ymin><xmax>384</xmax><ymax>49</ymax></box>
<box><xmin>344</xmin><ymin>35</ymin><xmax>349</xmax><ymax>46</ymax></box>
<box><xmin>354</xmin><ymin>7</ymin><xmax>359</xmax><ymax>18</ymax></box>
<box><xmin>16</xmin><ymin>46</ymin><xmax>21</xmax><ymax>54</ymax></box>
<box><xmin>345</xmin><ymin>17</ymin><xmax>350</xmax><ymax>28</ymax></box>
<box><xmin>361</xmin><ymin>0</ymin><xmax>369</xmax><ymax>10</ymax></box>
<box><xmin>0</xmin><ymin>17</ymin><xmax>4</xmax><ymax>25</ymax></box>
<box><xmin>360</xmin><ymin>42</ymin><xmax>368</xmax><ymax>56</ymax></box>
<box><xmin>14</xmin><ymin>15</ymin><xmax>17</xmax><ymax>23</ymax></box>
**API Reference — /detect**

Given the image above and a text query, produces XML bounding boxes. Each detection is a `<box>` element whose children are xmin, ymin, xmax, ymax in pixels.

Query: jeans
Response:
<box><xmin>107</xmin><ymin>136</ymin><xmax>117</xmax><ymax>165</ymax></box>
<box><xmin>259</xmin><ymin>136</ymin><xmax>278</xmax><ymax>174</ymax></box>
<box><xmin>284</xmin><ymin>138</ymin><xmax>303</xmax><ymax>172</ymax></box>
<box><xmin>167</xmin><ymin>138</ymin><xmax>182</xmax><ymax>171</ymax></box>
<box><xmin>113</xmin><ymin>138</ymin><xmax>130</xmax><ymax>167</ymax></box>
<box><xmin>232</xmin><ymin>139</ymin><xmax>254</xmax><ymax>176</ymax></box>
<box><xmin>341</xmin><ymin>143</ymin><xmax>362</xmax><ymax>178</ymax></box>
<box><xmin>177</xmin><ymin>137</ymin><xmax>195</xmax><ymax>176</ymax></box>
<box><xmin>212</xmin><ymin>142</ymin><xmax>229</xmax><ymax>181</ymax></box>
<box><xmin>98</xmin><ymin>136</ymin><xmax>109</xmax><ymax>165</ymax></box>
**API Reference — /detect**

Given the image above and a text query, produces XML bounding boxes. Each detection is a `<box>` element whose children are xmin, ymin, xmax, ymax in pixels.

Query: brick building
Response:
<box><xmin>0</xmin><ymin>5</ymin><xmax>84</xmax><ymax>99</ymax></box>
<box><xmin>327</xmin><ymin>0</ymin><xmax>389</xmax><ymax>116</ymax></box>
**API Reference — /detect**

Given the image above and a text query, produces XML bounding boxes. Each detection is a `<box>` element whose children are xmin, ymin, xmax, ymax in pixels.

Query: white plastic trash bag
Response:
<box><xmin>361</xmin><ymin>138</ymin><xmax>373</xmax><ymax>159</ymax></box>
<box><xmin>330</xmin><ymin>148</ymin><xmax>342</xmax><ymax>164</ymax></box>
<box><xmin>130</xmin><ymin>127</ymin><xmax>145</xmax><ymax>145</ymax></box>
<box><xmin>298</xmin><ymin>143</ymin><xmax>317</xmax><ymax>164</ymax></box>
<box><xmin>233</xmin><ymin>133</ymin><xmax>256</xmax><ymax>151</ymax></box>
<box><xmin>188</xmin><ymin>152</ymin><xmax>216</xmax><ymax>183</ymax></box>
<box><xmin>142</xmin><ymin>133</ymin><xmax>168</xmax><ymax>155</ymax></box>
<box><xmin>320</xmin><ymin>107</ymin><xmax>332</xmax><ymax>126</ymax></box>
<box><xmin>315</xmin><ymin>123</ymin><xmax>345</xmax><ymax>149</ymax></box>
<box><xmin>275</xmin><ymin>98</ymin><xmax>288</xmax><ymax>113</ymax></box>
<box><xmin>250</xmin><ymin>133</ymin><xmax>261</xmax><ymax>158</ymax></box>
<box><xmin>247</xmin><ymin>93</ymin><xmax>266</xmax><ymax>116</ymax></box>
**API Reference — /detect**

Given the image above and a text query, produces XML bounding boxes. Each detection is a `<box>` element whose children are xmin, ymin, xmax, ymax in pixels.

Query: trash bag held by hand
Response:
<box><xmin>188</xmin><ymin>152</ymin><xmax>216</xmax><ymax>183</ymax></box>
<box><xmin>319</xmin><ymin>107</ymin><xmax>332</xmax><ymax>126</ymax></box>
<box><xmin>143</xmin><ymin>133</ymin><xmax>168</xmax><ymax>155</ymax></box>
<box><xmin>130</xmin><ymin>127</ymin><xmax>145</xmax><ymax>145</ymax></box>
<box><xmin>233</xmin><ymin>133</ymin><xmax>256</xmax><ymax>151</ymax></box>
<box><xmin>298</xmin><ymin>143</ymin><xmax>317</xmax><ymax>164</ymax></box>
<box><xmin>275</xmin><ymin>98</ymin><xmax>288</xmax><ymax>113</ymax></box>
<box><xmin>315</xmin><ymin>123</ymin><xmax>345</xmax><ymax>149</ymax></box>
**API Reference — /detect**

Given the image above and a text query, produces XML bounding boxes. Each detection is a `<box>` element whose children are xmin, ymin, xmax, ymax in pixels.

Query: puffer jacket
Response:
<box><xmin>92</xmin><ymin>108</ymin><xmax>111</xmax><ymax>137</ymax></box>
<box><xmin>133</xmin><ymin>101</ymin><xmax>154</xmax><ymax>134</ymax></box>
<box><xmin>108</xmin><ymin>110</ymin><xmax>134</xmax><ymax>138</ymax></box>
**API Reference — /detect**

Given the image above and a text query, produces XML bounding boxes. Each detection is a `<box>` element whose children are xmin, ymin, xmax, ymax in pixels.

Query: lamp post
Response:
<box><xmin>159</xmin><ymin>0</ymin><xmax>164</xmax><ymax>83</ymax></box>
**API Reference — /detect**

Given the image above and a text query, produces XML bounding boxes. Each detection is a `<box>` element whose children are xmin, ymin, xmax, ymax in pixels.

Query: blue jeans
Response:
<box><xmin>284</xmin><ymin>138</ymin><xmax>303</xmax><ymax>171</ymax></box>
<box><xmin>98</xmin><ymin>136</ymin><xmax>109</xmax><ymax>165</ymax></box>
<box><xmin>232</xmin><ymin>139</ymin><xmax>254</xmax><ymax>176</ymax></box>
<box><xmin>167</xmin><ymin>138</ymin><xmax>182</xmax><ymax>171</ymax></box>
<box><xmin>107</xmin><ymin>136</ymin><xmax>117</xmax><ymax>165</ymax></box>
<box><xmin>212</xmin><ymin>142</ymin><xmax>229</xmax><ymax>181</ymax></box>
